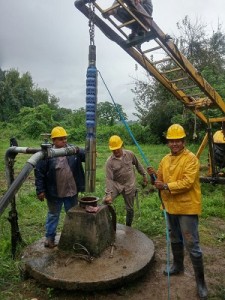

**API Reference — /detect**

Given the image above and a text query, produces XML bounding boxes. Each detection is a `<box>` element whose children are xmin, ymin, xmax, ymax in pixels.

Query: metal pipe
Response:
<box><xmin>47</xmin><ymin>146</ymin><xmax>79</xmax><ymax>158</ymax></box>
<box><xmin>85</xmin><ymin>136</ymin><xmax>96</xmax><ymax>192</ymax></box>
<box><xmin>5</xmin><ymin>147</ymin><xmax>42</xmax><ymax>154</ymax></box>
<box><xmin>1</xmin><ymin>146</ymin><xmax>80</xmax><ymax>217</ymax></box>
<box><xmin>85</xmin><ymin>46</ymin><xmax>97</xmax><ymax>192</ymax></box>
<box><xmin>0</xmin><ymin>151</ymin><xmax>44</xmax><ymax>216</ymax></box>
<box><xmin>4</xmin><ymin>147</ymin><xmax>41</xmax><ymax>187</ymax></box>
<box><xmin>6</xmin><ymin>141</ymin><xmax>24</xmax><ymax>258</ymax></box>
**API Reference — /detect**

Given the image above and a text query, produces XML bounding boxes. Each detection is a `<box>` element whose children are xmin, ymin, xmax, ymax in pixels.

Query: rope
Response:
<box><xmin>98</xmin><ymin>70</ymin><xmax>171</xmax><ymax>299</ymax></box>
<box><xmin>193</xmin><ymin>107</ymin><xmax>197</xmax><ymax>139</ymax></box>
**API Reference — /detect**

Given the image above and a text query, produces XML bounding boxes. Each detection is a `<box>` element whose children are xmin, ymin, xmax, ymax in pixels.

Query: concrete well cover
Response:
<box><xmin>21</xmin><ymin>224</ymin><xmax>155</xmax><ymax>291</ymax></box>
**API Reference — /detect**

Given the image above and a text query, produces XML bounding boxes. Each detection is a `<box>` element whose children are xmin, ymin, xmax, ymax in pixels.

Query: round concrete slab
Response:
<box><xmin>21</xmin><ymin>224</ymin><xmax>155</xmax><ymax>291</ymax></box>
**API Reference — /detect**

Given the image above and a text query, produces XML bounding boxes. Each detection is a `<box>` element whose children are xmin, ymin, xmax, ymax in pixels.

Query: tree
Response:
<box><xmin>97</xmin><ymin>101</ymin><xmax>127</xmax><ymax>126</ymax></box>
<box><xmin>133</xmin><ymin>17</ymin><xmax>225</xmax><ymax>142</ymax></box>
<box><xmin>0</xmin><ymin>69</ymin><xmax>22</xmax><ymax>122</ymax></box>
<box><xmin>176</xmin><ymin>16</ymin><xmax>209</xmax><ymax>70</ymax></box>
<box><xmin>52</xmin><ymin>107</ymin><xmax>73</xmax><ymax>127</ymax></box>
<box><xmin>132</xmin><ymin>79</ymin><xmax>157</xmax><ymax>126</ymax></box>
<box><xmin>71</xmin><ymin>107</ymin><xmax>86</xmax><ymax>128</ymax></box>
<box><xmin>18</xmin><ymin>104</ymin><xmax>55</xmax><ymax>138</ymax></box>
<box><xmin>0</xmin><ymin>69</ymin><xmax>5</xmax><ymax>82</ymax></box>
<box><xmin>0</xmin><ymin>68</ymin><xmax>60</xmax><ymax>122</ymax></box>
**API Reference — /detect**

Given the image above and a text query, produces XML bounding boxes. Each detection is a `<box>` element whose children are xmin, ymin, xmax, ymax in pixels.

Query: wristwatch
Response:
<box><xmin>163</xmin><ymin>184</ymin><xmax>168</xmax><ymax>190</ymax></box>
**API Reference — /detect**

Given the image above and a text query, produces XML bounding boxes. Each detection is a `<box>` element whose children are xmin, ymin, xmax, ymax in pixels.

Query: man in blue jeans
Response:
<box><xmin>35</xmin><ymin>126</ymin><xmax>85</xmax><ymax>248</ymax></box>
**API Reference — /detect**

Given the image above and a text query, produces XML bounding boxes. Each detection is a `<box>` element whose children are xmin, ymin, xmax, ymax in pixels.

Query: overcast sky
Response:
<box><xmin>0</xmin><ymin>0</ymin><xmax>224</xmax><ymax>120</ymax></box>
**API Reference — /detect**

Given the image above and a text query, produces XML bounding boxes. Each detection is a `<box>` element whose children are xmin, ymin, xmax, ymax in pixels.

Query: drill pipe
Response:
<box><xmin>85</xmin><ymin>45</ymin><xmax>97</xmax><ymax>192</ymax></box>
<box><xmin>0</xmin><ymin>146</ymin><xmax>80</xmax><ymax>217</ymax></box>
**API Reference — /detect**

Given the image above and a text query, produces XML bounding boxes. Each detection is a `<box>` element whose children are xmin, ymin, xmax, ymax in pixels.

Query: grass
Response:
<box><xmin>0</xmin><ymin>136</ymin><xmax>225</xmax><ymax>299</ymax></box>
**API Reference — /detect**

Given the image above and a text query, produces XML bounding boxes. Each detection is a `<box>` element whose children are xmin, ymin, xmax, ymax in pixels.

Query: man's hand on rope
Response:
<box><xmin>153</xmin><ymin>180</ymin><xmax>168</xmax><ymax>191</ymax></box>
<box><xmin>147</xmin><ymin>166</ymin><xmax>157</xmax><ymax>184</ymax></box>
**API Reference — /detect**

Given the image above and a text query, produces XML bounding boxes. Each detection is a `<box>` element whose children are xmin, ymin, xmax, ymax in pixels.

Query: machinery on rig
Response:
<box><xmin>75</xmin><ymin>0</ymin><xmax>225</xmax><ymax>184</ymax></box>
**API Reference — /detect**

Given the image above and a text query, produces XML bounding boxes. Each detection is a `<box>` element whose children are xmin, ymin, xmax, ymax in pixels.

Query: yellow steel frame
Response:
<box><xmin>75</xmin><ymin>0</ymin><xmax>225</xmax><ymax>182</ymax></box>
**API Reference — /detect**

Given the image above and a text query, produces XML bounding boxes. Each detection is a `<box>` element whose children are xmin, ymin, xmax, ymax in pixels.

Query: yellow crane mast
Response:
<box><xmin>75</xmin><ymin>0</ymin><xmax>225</xmax><ymax>183</ymax></box>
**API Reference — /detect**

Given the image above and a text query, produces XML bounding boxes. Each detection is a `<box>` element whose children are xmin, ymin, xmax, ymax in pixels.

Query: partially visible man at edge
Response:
<box><xmin>34</xmin><ymin>126</ymin><xmax>85</xmax><ymax>248</ymax></box>
<box><xmin>147</xmin><ymin>124</ymin><xmax>208</xmax><ymax>299</ymax></box>
<box><xmin>104</xmin><ymin>0</ymin><xmax>153</xmax><ymax>39</ymax></box>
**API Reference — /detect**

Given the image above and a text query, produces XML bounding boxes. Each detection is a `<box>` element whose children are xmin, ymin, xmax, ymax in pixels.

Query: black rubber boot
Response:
<box><xmin>126</xmin><ymin>210</ymin><xmax>134</xmax><ymax>227</ymax></box>
<box><xmin>190</xmin><ymin>254</ymin><xmax>208</xmax><ymax>299</ymax></box>
<box><xmin>163</xmin><ymin>242</ymin><xmax>184</xmax><ymax>276</ymax></box>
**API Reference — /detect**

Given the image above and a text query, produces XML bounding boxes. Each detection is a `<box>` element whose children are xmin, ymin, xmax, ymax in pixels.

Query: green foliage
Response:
<box><xmin>124</xmin><ymin>123</ymin><xmax>153</xmax><ymax>144</ymax></box>
<box><xmin>0</xmin><ymin>69</ymin><xmax>60</xmax><ymax>123</ymax></box>
<box><xmin>176</xmin><ymin>15</ymin><xmax>209</xmax><ymax>69</ymax></box>
<box><xmin>17</xmin><ymin>104</ymin><xmax>55</xmax><ymax>138</ymax></box>
<box><xmin>96</xmin><ymin>124</ymin><xmax>125</xmax><ymax>143</ymax></box>
<box><xmin>202</xmin><ymin>66</ymin><xmax>225</xmax><ymax>99</ymax></box>
<box><xmin>97</xmin><ymin>101</ymin><xmax>128</xmax><ymax>126</ymax></box>
<box><xmin>70</xmin><ymin>126</ymin><xmax>86</xmax><ymax>143</ymax></box>
<box><xmin>201</xmin><ymin>183</ymin><xmax>225</xmax><ymax>218</ymax></box>
<box><xmin>132</xmin><ymin>17</ymin><xmax>225</xmax><ymax>143</ymax></box>
<box><xmin>132</xmin><ymin>79</ymin><xmax>156</xmax><ymax>125</ymax></box>
<box><xmin>95</xmin><ymin>123</ymin><xmax>148</xmax><ymax>145</ymax></box>
<box><xmin>71</xmin><ymin>107</ymin><xmax>86</xmax><ymax>127</ymax></box>
<box><xmin>0</xmin><ymin>121</ymin><xmax>21</xmax><ymax>140</ymax></box>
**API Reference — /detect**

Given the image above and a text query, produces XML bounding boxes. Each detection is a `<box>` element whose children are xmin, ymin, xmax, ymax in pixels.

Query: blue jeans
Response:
<box><xmin>45</xmin><ymin>195</ymin><xmax>78</xmax><ymax>240</ymax></box>
<box><xmin>166</xmin><ymin>213</ymin><xmax>202</xmax><ymax>257</ymax></box>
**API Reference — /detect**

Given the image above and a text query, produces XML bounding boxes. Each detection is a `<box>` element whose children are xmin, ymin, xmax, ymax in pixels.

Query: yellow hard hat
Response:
<box><xmin>213</xmin><ymin>130</ymin><xmax>225</xmax><ymax>143</ymax></box>
<box><xmin>166</xmin><ymin>124</ymin><xmax>186</xmax><ymax>139</ymax></box>
<box><xmin>109</xmin><ymin>135</ymin><xmax>123</xmax><ymax>150</ymax></box>
<box><xmin>51</xmin><ymin>126</ymin><xmax>68</xmax><ymax>139</ymax></box>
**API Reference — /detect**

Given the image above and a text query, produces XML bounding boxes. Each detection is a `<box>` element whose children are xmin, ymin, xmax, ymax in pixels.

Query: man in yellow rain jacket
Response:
<box><xmin>147</xmin><ymin>124</ymin><xmax>208</xmax><ymax>300</ymax></box>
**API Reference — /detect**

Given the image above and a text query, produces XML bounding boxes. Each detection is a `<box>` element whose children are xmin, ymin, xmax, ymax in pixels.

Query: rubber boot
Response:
<box><xmin>190</xmin><ymin>254</ymin><xmax>208</xmax><ymax>299</ymax></box>
<box><xmin>126</xmin><ymin>210</ymin><xmax>134</xmax><ymax>227</ymax></box>
<box><xmin>163</xmin><ymin>242</ymin><xmax>184</xmax><ymax>276</ymax></box>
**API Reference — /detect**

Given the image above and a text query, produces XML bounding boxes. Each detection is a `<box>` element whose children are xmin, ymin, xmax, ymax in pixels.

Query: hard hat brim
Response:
<box><xmin>166</xmin><ymin>134</ymin><xmax>186</xmax><ymax>139</ymax></box>
<box><xmin>109</xmin><ymin>142</ymin><xmax>123</xmax><ymax>151</ymax></box>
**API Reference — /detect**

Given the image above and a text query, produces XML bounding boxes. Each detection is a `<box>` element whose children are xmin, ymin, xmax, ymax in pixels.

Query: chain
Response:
<box><xmin>88</xmin><ymin>0</ymin><xmax>95</xmax><ymax>45</ymax></box>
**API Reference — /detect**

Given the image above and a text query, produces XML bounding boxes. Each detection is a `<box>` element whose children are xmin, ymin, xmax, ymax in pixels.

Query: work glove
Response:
<box><xmin>37</xmin><ymin>192</ymin><xmax>45</xmax><ymax>201</ymax></box>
